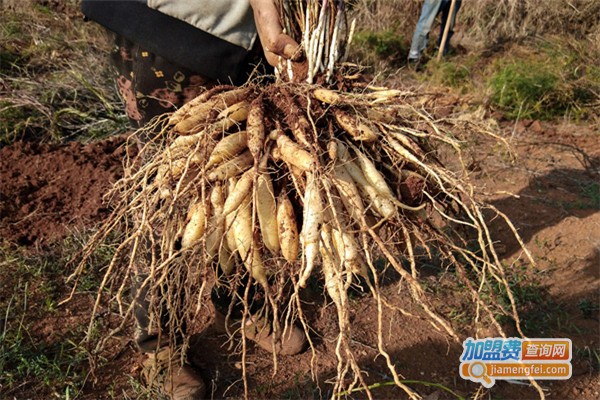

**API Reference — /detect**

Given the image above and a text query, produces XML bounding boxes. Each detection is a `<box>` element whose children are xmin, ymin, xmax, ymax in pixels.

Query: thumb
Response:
<box><xmin>269</xmin><ymin>33</ymin><xmax>302</xmax><ymax>61</ymax></box>
<box><xmin>279</xmin><ymin>36</ymin><xmax>302</xmax><ymax>61</ymax></box>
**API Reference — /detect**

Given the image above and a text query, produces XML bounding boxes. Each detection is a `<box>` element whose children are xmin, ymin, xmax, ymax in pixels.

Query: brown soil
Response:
<box><xmin>0</xmin><ymin>118</ymin><xmax>598</xmax><ymax>399</ymax></box>
<box><xmin>0</xmin><ymin>137</ymin><xmax>129</xmax><ymax>246</ymax></box>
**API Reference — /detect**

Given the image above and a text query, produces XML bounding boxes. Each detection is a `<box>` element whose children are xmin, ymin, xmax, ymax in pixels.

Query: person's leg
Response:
<box><xmin>132</xmin><ymin>273</ymin><xmax>169</xmax><ymax>353</ymax></box>
<box><xmin>109</xmin><ymin>33</ymin><xmax>216</xmax><ymax>354</ymax></box>
<box><xmin>211</xmin><ymin>267</ymin><xmax>306</xmax><ymax>356</ymax></box>
<box><xmin>408</xmin><ymin>0</ymin><xmax>443</xmax><ymax>61</ymax></box>
<box><xmin>436</xmin><ymin>0</ymin><xmax>462</xmax><ymax>55</ymax></box>
<box><xmin>108</xmin><ymin>34</ymin><xmax>216</xmax><ymax>399</ymax></box>
<box><xmin>131</xmin><ymin>264</ymin><xmax>206</xmax><ymax>400</ymax></box>
<box><xmin>107</xmin><ymin>31</ymin><xmax>303</xmax><ymax>396</ymax></box>
<box><xmin>109</xmin><ymin>34</ymin><xmax>215</xmax><ymax>129</ymax></box>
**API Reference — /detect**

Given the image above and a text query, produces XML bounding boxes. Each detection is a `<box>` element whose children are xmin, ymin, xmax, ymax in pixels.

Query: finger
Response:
<box><xmin>277</xmin><ymin>35</ymin><xmax>302</xmax><ymax>61</ymax></box>
<box><xmin>264</xmin><ymin>33</ymin><xmax>301</xmax><ymax>61</ymax></box>
<box><xmin>264</xmin><ymin>52</ymin><xmax>281</xmax><ymax>69</ymax></box>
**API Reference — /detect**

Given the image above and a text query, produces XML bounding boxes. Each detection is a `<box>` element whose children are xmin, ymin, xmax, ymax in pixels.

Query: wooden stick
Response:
<box><xmin>437</xmin><ymin>0</ymin><xmax>457</xmax><ymax>61</ymax></box>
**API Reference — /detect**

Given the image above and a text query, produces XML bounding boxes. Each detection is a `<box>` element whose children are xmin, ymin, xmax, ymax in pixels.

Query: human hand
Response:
<box><xmin>249</xmin><ymin>0</ymin><xmax>302</xmax><ymax>67</ymax></box>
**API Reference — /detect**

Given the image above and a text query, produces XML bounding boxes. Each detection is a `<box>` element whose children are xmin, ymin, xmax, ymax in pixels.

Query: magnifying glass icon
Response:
<box><xmin>469</xmin><ymin>362</ymin><xmax>493</xmax><ymax>386</ymax></box>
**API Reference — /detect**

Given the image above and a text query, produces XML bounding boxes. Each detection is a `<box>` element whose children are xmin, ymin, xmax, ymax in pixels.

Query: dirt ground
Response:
<box><xmin>1</xmin><ymin>0</ymin><xmax>598</xmax><ymax>397</ymax></box>
<box><xmin>0</xmin><ymin>137</ymin><xmax>128</xmax><ymax>247</ymax></box>
<box><xmin>0</xmin><ymin>109</ymin><xmax>598</xmax><ymax>399</ymax></box>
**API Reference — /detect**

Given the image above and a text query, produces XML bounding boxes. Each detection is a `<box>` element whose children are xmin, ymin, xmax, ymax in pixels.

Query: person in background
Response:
<box><xmin>407</xmin><ymin>0</ymin><xmax>462</xmax><ymax>69</ymax></box>
<box><xmin>80</xmin><ymin>1</ymin><xmax>306</xmax><ymax>399</ymax></box>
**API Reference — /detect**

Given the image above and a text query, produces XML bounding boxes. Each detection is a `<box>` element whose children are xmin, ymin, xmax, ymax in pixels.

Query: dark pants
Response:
<box><xmin>109</xmin><ymin>33</ymin><xmax>271</xmax><ymax>128</ymax></box>
<box><xmin>133</xmin><ymin>270</ymin><xmax>266</xmax><ymax>353</ymax></box>
<box><xmin>110</xmin><ymin>34</ymin><xmax>216</xmax><ymax>128</ymax></box>
<box><xmin>111</xmin><ymin>34</ymin><xmax>261</xmax><ymax>352</ymax></box>
<box><xmin>408</xmin><ymin>0</ymin><xmax>462</xmax><ymax>60</ymax></box>
<box><xmin>111</xmin><ymin>33</ymin><xmax>217</xmax><ymax>352</ymax></box>
<box><xmin>109</xmin><ymin>34</ymin><xmax>272</xmax><ymax>352</ymax></box>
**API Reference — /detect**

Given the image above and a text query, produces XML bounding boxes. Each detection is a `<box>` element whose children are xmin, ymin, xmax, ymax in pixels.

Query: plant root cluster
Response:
<box><xmin>70</xmin><ymin>76</ymin><xmax>537</xmax><ymax>398</ymax></box>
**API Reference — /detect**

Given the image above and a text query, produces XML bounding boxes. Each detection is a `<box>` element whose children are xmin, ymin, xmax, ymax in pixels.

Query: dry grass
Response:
<box><xmin>0</xmin><ymin>0</ymin><xmax>127</xmax><ymax>144</ymax></box>
<box><xmin>462</xmin><ymin>0</ymin><xmax>600</xmax><ymax>44</ymax></box>
<box><xmin>349</xmin><ymin>0</ymin><xmax>600</xmax><ymax>49</ymax></box>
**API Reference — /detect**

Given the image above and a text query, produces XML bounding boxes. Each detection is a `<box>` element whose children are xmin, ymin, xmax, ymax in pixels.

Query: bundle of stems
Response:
<box><xmin>277</xmin><ymin>0</ymin><xmax>353</xmax><ymax>83</ymax></box>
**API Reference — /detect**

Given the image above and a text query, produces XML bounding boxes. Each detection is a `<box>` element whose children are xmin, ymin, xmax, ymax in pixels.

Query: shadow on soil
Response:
<box><xmin>189</xmin><ymin>320</ymin><xmax>598</xmax><ymax>399</ymax></box>
<box><xmin>489</xmin><ymin>155</ymin><xmax>600</xmax><ymax>258</ymax></box>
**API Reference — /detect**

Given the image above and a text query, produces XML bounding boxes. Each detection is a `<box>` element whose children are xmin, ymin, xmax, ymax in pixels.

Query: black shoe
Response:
<box><xmin>435</xmin><ymin>44</ymin><xmax>455</xmax><ymax>57</ymax></box>
<box><xmin>407</xmin><ymin>58</ymin><xmax>424</xmax><ymax>72</ymax></box>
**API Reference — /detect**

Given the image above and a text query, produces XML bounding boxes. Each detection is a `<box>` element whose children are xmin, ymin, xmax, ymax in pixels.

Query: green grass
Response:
<box><xmin>578</xmin><ymin>298</ymin><xmax>600</xmax><ymax>320</ymax></box>
<box><xmin>280</xmin><ymin>372</ymin><xmax>322</xmax><ymax>400</ymax></box>
<box><xmin>483</xmin><ymin>263</ymin><xmax>593</xmax><ymax>337</ymax></box>
<box><xmin>489</xmin><ymin>60</ymin><xmax>566</xmax><ymax>120</ymax></box>
<box><xmin>424</xmin><ymin>58</ymin><xmax>473</xmax><ymax>91</ymax></box>
<box><xmin>487</xmin><ymin>39</ymin><xmax>600</xmax><ymax>121</ymax></box>
<box><xmin>338</xmin><ymin>379</ymin><xmax>466</xmax><ymax>399</ymax></box>
<box><xmin>352</xmin><ymin>29</ymin><xmax>406</xmax><ymax>71</ymax></box>
<box><xmin>579</xmin><ymin>182</ymin><xmax>600</xmax><ymax>210</ymax></box>
<box><xmin>0</xmin><ymin>313</ymin><xmax>90</xmax><ymax>395</ymax></box>
<box><xmin>471</xmin><ymin>277</ymin><xmax>549</xmax><ymax>336</ymax></box>
<box><xmin>354</xmin><ymin>30</ymin><xmax>405</xmax><ymax>60</ymax></box>
<box><xmin>432</xmin><ymin>256</ymin><xmax>565</xmax><ymax>338</ymax></box>
<box><xmin>0</xmin><ymin>244</ymin><xmax>87</xmax><ymax>397</ymax></box>
<box><xmin>0</xmin><ymin>232</ymin><xmax>122</xmax><ymax>398</ymax></box>
<box><xmin>556</xmin><ymin>181</ymin><xmax>600</xmax><ymax>211</ymax></box>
